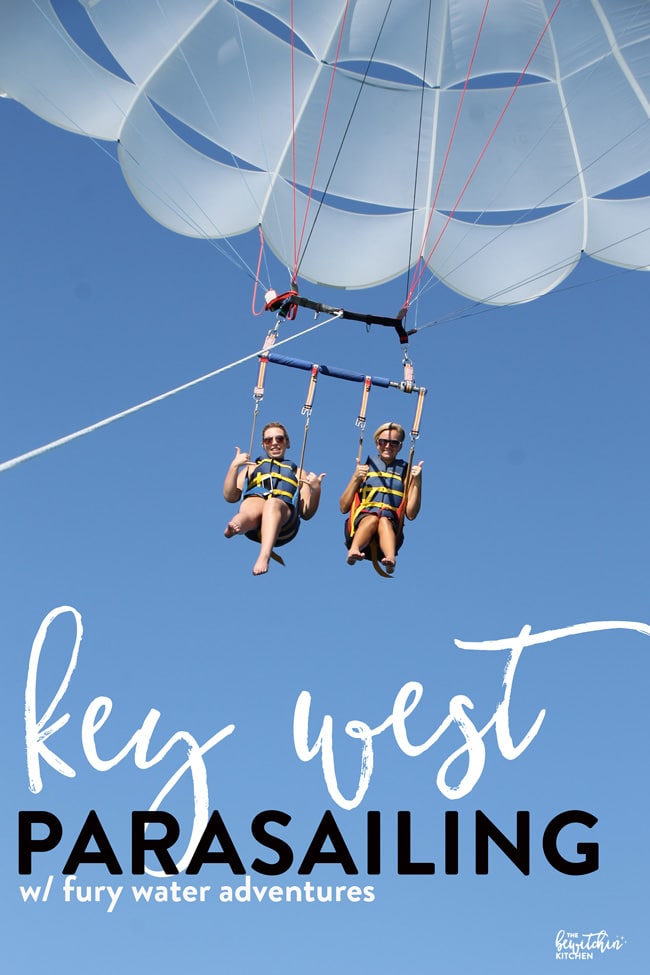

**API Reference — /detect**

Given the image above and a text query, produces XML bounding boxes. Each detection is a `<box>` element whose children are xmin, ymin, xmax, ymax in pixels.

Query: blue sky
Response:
<box><xmin>2</xmin><ymin>78</ymin><xmax>649</xmax><ymax>974</ymax></box>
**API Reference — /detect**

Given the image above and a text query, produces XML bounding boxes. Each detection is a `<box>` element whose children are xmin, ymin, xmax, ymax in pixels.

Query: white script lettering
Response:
<box><xmin>24</xmin><ymin>606</ymin><xmax>236</xmax><ymax>874</ymax></box>
<box><xmin>294</xmin><ymin>620</ymin><xmax>650</xmax><ymax>809</ymax></box>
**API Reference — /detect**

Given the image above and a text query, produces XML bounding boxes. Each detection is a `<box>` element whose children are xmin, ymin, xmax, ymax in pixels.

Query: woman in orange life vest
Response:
<box><xmin>224</xmin><ymin>422</ymin><xmax>325</xmax><ymax>576</ymax></box>
<box><xmin>339</xmin><ymin>422</ymin><xmax>423</xmax><ymax>572</ymax></box>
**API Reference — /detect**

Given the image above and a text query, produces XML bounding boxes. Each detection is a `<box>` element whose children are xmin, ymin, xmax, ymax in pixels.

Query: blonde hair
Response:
<box><xmin>262</xmin><ymin>422</ymin><xmax>290</xmax><ymax>448</ymax></box>
<box><xmin>373</xmin><ymin>422</ymin><xmax>405</xmax><ymax>443</ymax></box>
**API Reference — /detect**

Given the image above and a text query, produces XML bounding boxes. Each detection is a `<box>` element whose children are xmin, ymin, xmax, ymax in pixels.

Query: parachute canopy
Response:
<box><xmin>2</xmin><ymin>0</ymin><xmax>650</xmax><ymax>304</ymax></box>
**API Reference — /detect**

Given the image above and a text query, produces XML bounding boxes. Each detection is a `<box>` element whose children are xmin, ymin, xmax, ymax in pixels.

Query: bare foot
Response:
<box><xmin>253</xmin><ymin>555</ymin><xmax>270</xmax><ymax>575</ymax></box>
<box><xmin>347</xmin><ymin>550</ymin><xmax>365</xmax><ymax>565</ymax></box>
<box><xmin>380</xmin><ymin>556</ymin><xmax>396</xmax><ymax>574</ymax></box>
<box><xmin>224</xmin><ymin>521</ymin><xmax>241</xmax><ymax>538</ymax></box>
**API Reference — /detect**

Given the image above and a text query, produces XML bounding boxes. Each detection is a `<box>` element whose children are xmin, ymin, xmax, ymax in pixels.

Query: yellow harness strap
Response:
<box><xmin>369</xmin><ymin>537</ymin><xmax>393</xmax><ymax>579</ymax></box>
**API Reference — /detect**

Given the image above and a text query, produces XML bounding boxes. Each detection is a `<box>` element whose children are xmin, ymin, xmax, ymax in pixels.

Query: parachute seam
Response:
<box><xmin>229</xmin><ymin>4</ymin><xmax>274</xmax><ymax>287</ymax></box>
<box><xmin>152</xmin><ymin>3</ymin><xmax>311</xmax><ymax>286</ymax></box>
<box><xmin>415</xmin><ymin>1</ymin><xmax>448</xmax><ymax>321</ymax></box>
<box><xmin>121</xmin><ymin>0</ymin><xmax>221</xmax><ymax>142</ymax></box>
<box><xmin>412</xmin><ymin>225</ymin><xmax>649</xmax><ymax>333</ymax></box>
<box><xmin>256</xmin><ymin>6</ymin><xmax>352</xmax><ymax>271</ymax></box>
<box><xmin>294</xmin><ymin>2</ymin><xmax>351</xmax><ymax>282</ymax></box>
<box><xmin>26</xmin><ymin>0</ymin><xmax>138</xmax><ymax>136</ymax></box>
<box><xmin>544</xmin><ymin>2</ymin><xmax>589</xmax><ymax>254</ymax></box>
<box><xmin>25</xmin><ymin>0</ymin><xmax>265</xmax><ymax>285</ymax></box>
<box><xmin>408</xmin><ymin>102</ymin><xmax>650</xmax><ymax>313</ymax></box>
<box><xmin>294</xmin><ymin>0</ymin><xmax>396</xmax><ymax>279</ymax></box>
<box><xmin>116</xmin><ymin>135</ymin><xmax>263</xmax><ymax>281</ymax></box>
<box><xmin>590</xmin><ymin>0</ymin><xmax>650</xmax><ymax>118</ymax></box>
<box><xmin>405</xmin><ymin>0</ymin><xmax>492</xmax><ymax>310</ymax></box>
<box><xmin>406</xmin><ymin>0</ymin><xmax>563</xmax><ymax>303</ymax></box>
<box><xmin>143</xmin><ymin>0</ymin><xmax>275</xmax><ymax>278</ymax></box>
<box><xmin>291</xmin><ymin>0</ymin><xmax>298</xmax><ymax>270</ymax></box>
<box><xmin>19</xmin><ymin>0</ymin><xmax>650</xmax><ymax>312</ymax></box>
<box><xmin>404</xmin><ymin>0</ymin><xmax>435</xmax><ymax>318</ymax></box>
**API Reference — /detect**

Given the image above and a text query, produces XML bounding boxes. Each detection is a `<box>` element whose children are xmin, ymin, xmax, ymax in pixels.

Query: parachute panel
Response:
<box><xmin>561</xmin><ymin>40</ymin><xmax>650</xmax><ymax>198</ymax></box>
<box><xmin>84</xmin><ymin>0</ymin><xmax>216</xmax><ymax>88</ymax></box>
<box><xmin>587</xmin><ymin>197</ymin><xmax>650</xmax><ymax>269</ymax></box>
<box><xmin>131</xmin><ymin>4</ymin><xmax>319</xmax><ymax>176</ymax></box>
<box><xmin>423</xmin><ymin>203</ymin><xmax>585</xmax><ymax>305</ymax></box>
<box><xmin>2</xmin><ymin>0</ymin><xmax>649</xmax><ymax>305</ymax></box>
<box><xmin>0</xmin><ymin>0</ymin><xmax>135</xmax><ymax>139</ymax></box>
<box><xmin>119</xmin><ymin>96</ymin><xmax>270</xmax><ymax>238</ymax></box>
<box><xmin>261</xmin><ymin>179</ymin><xmax>422</xmax><ymax>289</ymax></box>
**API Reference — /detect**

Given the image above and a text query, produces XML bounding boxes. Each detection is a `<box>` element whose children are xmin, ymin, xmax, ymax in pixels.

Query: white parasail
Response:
<box><xmin>1</xmin><ymin>0</ymin><xmax>650</xmax><ymax>306</ymax></box>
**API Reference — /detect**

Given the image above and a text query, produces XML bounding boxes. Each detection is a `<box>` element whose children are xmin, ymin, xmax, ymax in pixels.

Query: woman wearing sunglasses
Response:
<box><xmin>223</xmin><ymin>422</ymin><xmax>325</xmax><ymax>575</ymax></box>
<box><xmin>340</xmin><ymin>422</ymin><xmax>422</xmax><ymax>572</ymax></box>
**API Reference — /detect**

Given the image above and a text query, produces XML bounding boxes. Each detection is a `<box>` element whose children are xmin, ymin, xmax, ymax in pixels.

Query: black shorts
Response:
<box><xmin>246</xmin><ymin>503</ymin><xmax>300</xmax><ymax>547</ymax></box>
<box><xmin>343</xmin><ymin>512</ymin><xmax>403</xmax><ymax>555</ymax></box>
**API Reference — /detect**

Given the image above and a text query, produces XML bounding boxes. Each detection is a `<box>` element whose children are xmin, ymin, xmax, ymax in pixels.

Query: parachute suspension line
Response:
<box><xmin>20</xmin><ymin>68</ymin><xmax>260</xmax><ymax>283</ymax></box>
<box><xmin>251</xmin><ymin>227</ymin><xmax>276</xmax><ymax>316</ymax></box>
<box><xmin>396</xmin><ymin>385</ymin><xmax>427</xmax><ymax>541</ymax></box>
<box><xmin>150</xmin><ymin>0</ymin><xmax>275</xmax><ymax>264</ymax></box>
<box><xmin>290</xmin><ymin>0</ymin><xmax>298</xmax><ymax>273</ymax></box>
<box><xmin>404</xmin><ymin>0</ymin><xmax>563</xmax><ymax>310</ymax></box>
<box><xmin>355</xmin><ymin>350</ymin><xmax>412</xmax><ymax>476</ymax></box>
<box><xmin>412</xmin><ymin>221</ymin><xmax>650</xmax><ymax>335</ymax></box>
<box><xmin>409</xmin><ymin>253</ymin><xmax>577</xmax><ymax>334</ymax></box>
<box><xmin>403</xmin><ymin>0</ymin><xmax>491</xmax><ymax>315</ymax></box>
<box><xmin>261</xmin><ymin>350</ymin><xmax>425</xmax><ymax>579</ymax></box>
<box><xmin>249</xmin><ymin>350</ymin><xmax>319</xmax><ymax>499</ymax></box>
<box><xmin>248</xmin><ymin>303</ymin><xmax>348</xmax><ymax>458</ymax></box>
<box><xmin>403</xmin><ymin>0</ymin><xmax>436</xmax><ymax>315</ymax></box>
<box><xmin>229</xmin><ymin>1</ymin><xmax>299</xmax><ymax>280</ymax></box>
<box><xmin>0</xmin><ymin>317</ymin><xmax>335</xmax><ymax>476</ymax></box>
<box><xmin>404</xmin><ymin>111</ymin><xmax>650</xmax><ymax>320</ymax></box>
<box><xmin>292</xmin><ymin>1</ymin><xmax>350</xmax><ymax>283</ymax></box>
<box><xmin>36</xmin><ymin>0</ymin><xmax>260</xmax><ymax>284</ymax></box>
<box><xmin>32</xmin><ymin>97</ymin><xmax>256</xmax><ymax>282</ymax></box>
<box><xmin>294</xmin><ymin>0</ymin><xmax>395</xmax><ymax>281</ymax></box>
<box><xmin>120</xmin><ymin>138</ymin><xmax>263</xmax><ymax>282</ymax></box>
<box><xmin>295</xmin><ymin>365</ymin><xmax>319</xmax><ymax>488</ymax></box>
<box><xmin>410</xmin><ymin>255</ymin><xmax>642</xmax><ymax>338</ymax></box>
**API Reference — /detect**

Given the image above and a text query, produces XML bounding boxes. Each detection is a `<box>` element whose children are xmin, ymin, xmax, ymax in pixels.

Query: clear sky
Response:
<box><xmin>2</xmin><ymin>43</ymin><xmax>650</xmax><ymax>975</ymax></box>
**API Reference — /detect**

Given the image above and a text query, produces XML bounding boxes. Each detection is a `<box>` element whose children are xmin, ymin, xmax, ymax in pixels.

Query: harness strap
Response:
<box><xmin>249</xmin><ymin>329</ymin><xmax>279</xmax><ymax>457</ymax></box>
<box><xmin>368</xmin><ymin>537</ymin><xmax>393</xmax><ymax>579</ymax></box>
<box><xmin>355</xmin><ymin>376</ymin><xmax>372</xmax><ymax>464</ymax></box>
<box><xmin>293</xmin><ymin>364</ymin><xmax>319</xmax><ymax>507</ymax></box>
<box><xmin>246</xmin><ymin>459</ymin><xmax>300</xmax><ymax>503</ymax></box>
<box><xmin>396</xmin><ymin>385</ymin><xmax>427</xmax><ymax>535</ymax></box>
<box><xmin>395</xmin><ymin>446</ymin><xmax>414</xmax><ymax>538</ymax></box>
<box><xmin>349</xmin><ymin>459</ymin><xmax>405</xmax><ymax>536</ymax></box>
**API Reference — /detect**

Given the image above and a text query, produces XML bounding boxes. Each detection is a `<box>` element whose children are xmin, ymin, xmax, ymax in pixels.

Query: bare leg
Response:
<box><xmin>253</xmin><ymin>497</ymin><xmax>291</xmax><ymax>575</ymax></box>
<box><xmin>377</xmin><ymin>517</ymin><xmax>397</xmax><ymax>572</ymax></box>
<box><xmin>224</xmin><ymin>497</ymin><xmax>264</xmax><ymax>538</ymax></box>
<box><xmin>347</xmin><ymin>515</ymin><xmax>379</xmax><ymax>564</ymax></box>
